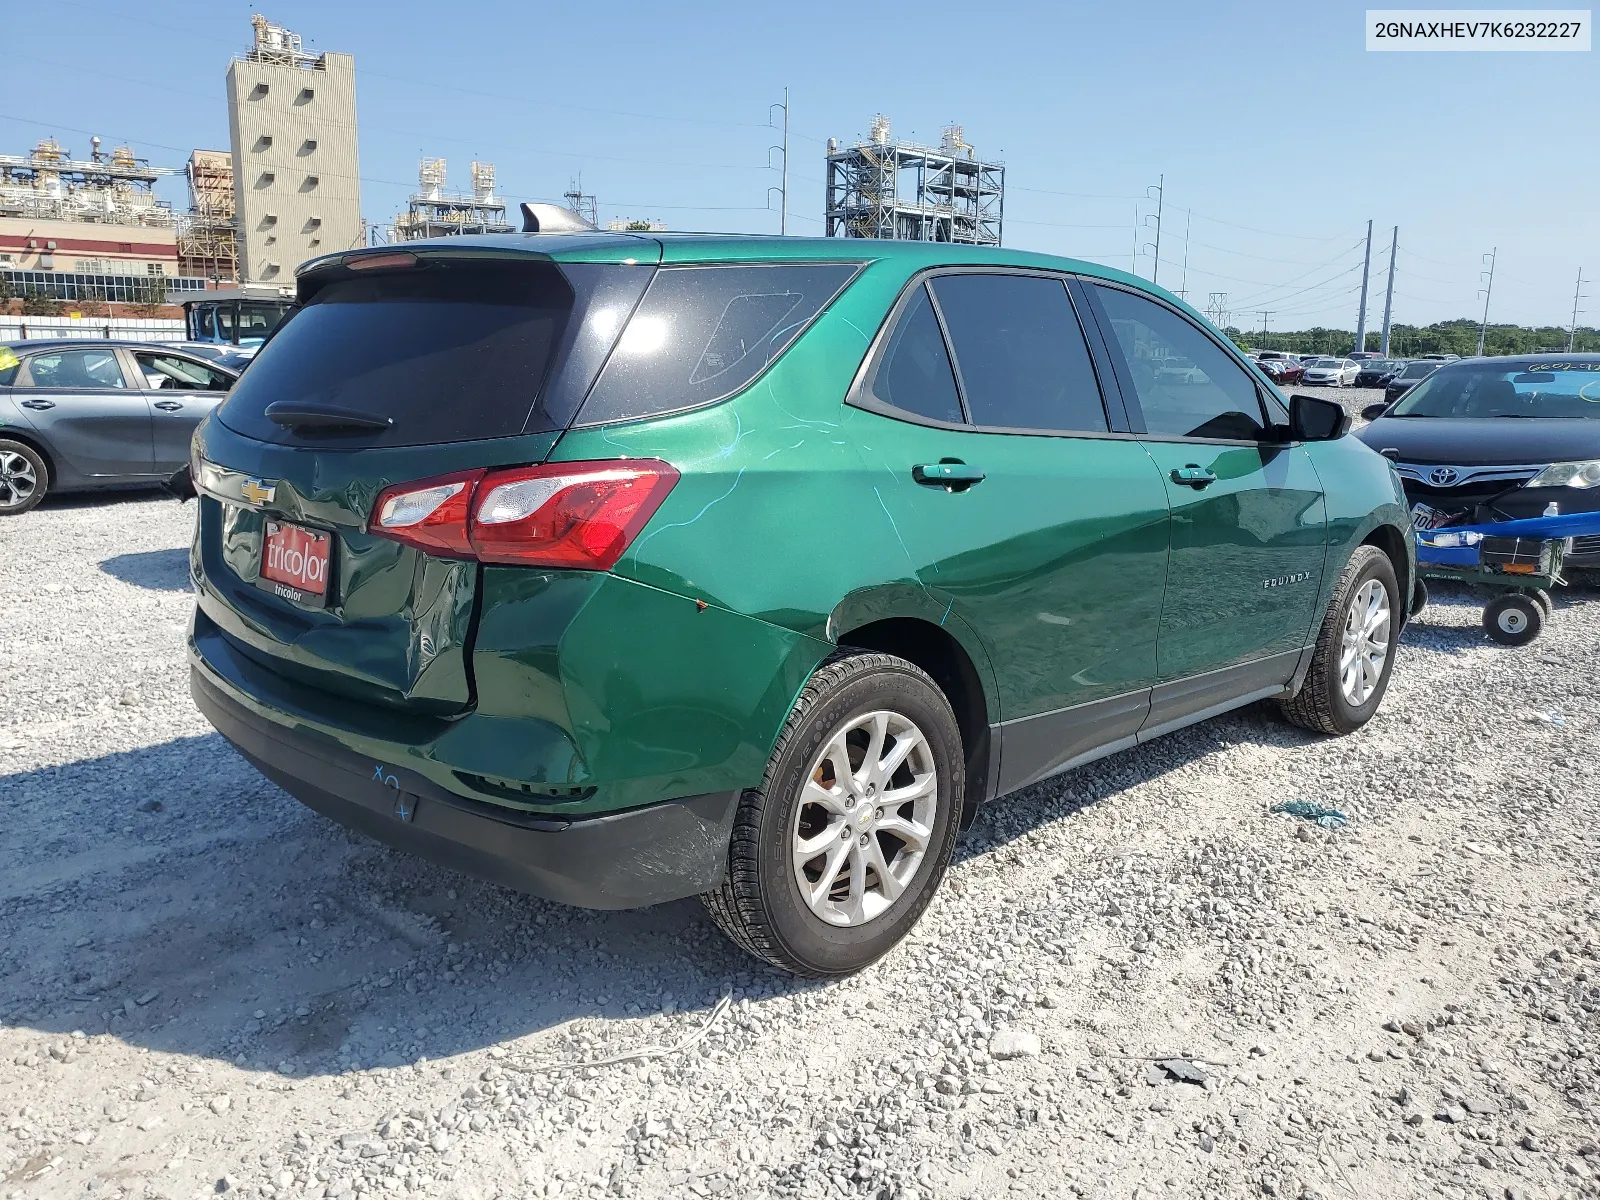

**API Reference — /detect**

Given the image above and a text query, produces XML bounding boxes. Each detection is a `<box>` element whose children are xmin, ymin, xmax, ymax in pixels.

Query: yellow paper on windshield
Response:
<box><xmin>0</xmin><ymin>347</ymin><xmax>18</xmax><ymax>373</ymax></box>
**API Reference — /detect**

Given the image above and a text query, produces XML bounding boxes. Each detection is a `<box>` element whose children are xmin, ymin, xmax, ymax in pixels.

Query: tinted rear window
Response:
<box><xmin>217</xmin><ymin>260</ymin><xmax>574</xmax><ymax>447</ymax></box>
<box><xmin>574</xmin><ymin>263</ymin><xmax>859</xmax><ymax>427</ymax></box>
<box><xmin>930</xmin><ymin>274</ymin><xmax>1108</xmax><ymax>433</ymax></box>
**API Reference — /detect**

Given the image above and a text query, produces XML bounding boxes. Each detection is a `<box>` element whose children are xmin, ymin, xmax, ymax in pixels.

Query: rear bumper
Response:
<box><xmin>191</xmin><ymin>660</ymin><xmax>738</xmax><ymax>910</ymax></box>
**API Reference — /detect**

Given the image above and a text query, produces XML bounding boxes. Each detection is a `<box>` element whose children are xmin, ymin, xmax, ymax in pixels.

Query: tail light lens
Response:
<box><xmin>370</xmin><ymin>469</ymin><xmax>484</xmax><ymax>557</ymax></box>
<box><xmin>369</xmin><ymin>460</ymin><xmax>679</xmax><ymax>571</ymax></box>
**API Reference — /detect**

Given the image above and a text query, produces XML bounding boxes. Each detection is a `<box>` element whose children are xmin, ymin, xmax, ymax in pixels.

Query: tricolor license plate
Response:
<box><xmin>256</xmin><ymin>520</ymin><xmax>331</xmax><ymax>608</ymax></box>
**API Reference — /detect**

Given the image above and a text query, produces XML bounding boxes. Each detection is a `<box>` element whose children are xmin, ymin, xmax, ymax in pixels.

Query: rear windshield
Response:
<box><xmin>217</xmin><ymin>260</ymin><xmax>575</xmax><ymax>448</ymax></box>
<box><xmin>574</xmin><ymin>262</ymin><xmax>860</xmax><ymax>427</ymax></box>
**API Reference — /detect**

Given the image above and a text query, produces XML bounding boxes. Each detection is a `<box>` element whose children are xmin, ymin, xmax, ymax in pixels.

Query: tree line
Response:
<box><xmin>1224</xmin><ymin>318</ymin><xmax>1597</xmax><ymax>357</ymax></box>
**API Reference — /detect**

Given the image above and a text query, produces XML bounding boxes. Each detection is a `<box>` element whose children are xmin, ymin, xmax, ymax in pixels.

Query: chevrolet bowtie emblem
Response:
<box><xmin>240</xmin><ymin>478</ymin><xmax>276</xmax><ymax>506</ymax></box>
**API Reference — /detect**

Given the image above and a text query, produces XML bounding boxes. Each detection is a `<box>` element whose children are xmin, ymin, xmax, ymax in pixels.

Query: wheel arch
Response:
<box><xmin>1359</xmin><ymin>521</ymin><xmax>1412</xmax><ymax>629</ymax></box>
<box><xmin>832</xmin><ymin>606</ymin><xmax>998</xmax><ymax>827</ymax></box>
<box><xmin>0</xmin><ymin>428</ymin><xmax>56</xmax><ymax>489</ymax></box>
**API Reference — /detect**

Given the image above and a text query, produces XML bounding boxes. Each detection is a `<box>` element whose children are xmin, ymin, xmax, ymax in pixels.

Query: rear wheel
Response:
<box><xmin>1529</xmin><ymin>588</ymin><xmax>1554</xmax><ymax>618</ymax></box>
<box><xmin>1483</xmin><ymin>593</ymin><xmax>1544</xmax><ymax>646</ymax></box>
<box><xmin>1279</xmin><ymin>545</ymin><xmax>1398</xmax><ymax>735</ymax></box>
<box><xmin>701</xmin><ymin>652</ymin><xmax>963</xmax><ymax>977</ymax></box>
<box><xmin>0</xmin><ymin>440</ymin><xmax>47</xmax><ymax>515</ymax></box>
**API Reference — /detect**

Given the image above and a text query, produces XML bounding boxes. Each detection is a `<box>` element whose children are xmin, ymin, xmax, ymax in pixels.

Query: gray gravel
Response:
<box><xmin>2</xmin><ymin>468</ymin><xmax>1598</xmax><ymax>1200</ymax></box>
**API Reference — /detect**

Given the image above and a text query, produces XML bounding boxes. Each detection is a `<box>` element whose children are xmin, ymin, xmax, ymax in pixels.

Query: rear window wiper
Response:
<box><xmin>264</xmin><ymin>401</ymin><xmax>393</xmax><ymax>433</ymax></box>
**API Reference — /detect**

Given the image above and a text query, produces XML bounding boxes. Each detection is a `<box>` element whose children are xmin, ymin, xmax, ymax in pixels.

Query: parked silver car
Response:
<box><xmin>0</xmin><ymin>340</ymin><xmax>237</xmax><ymax>514</ymax></box>
<box><xmin>1302</xmin><ymin>357</ymin><xmax>1361</xmax><ymax>387</ymax></box>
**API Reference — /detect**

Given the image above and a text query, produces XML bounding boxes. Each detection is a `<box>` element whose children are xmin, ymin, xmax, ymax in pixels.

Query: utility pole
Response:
<box><xmin>1143</xmin><ymin>176</ymin><xmax>1165</xmax><ymax>285</ymax></box>
<box><xmin>1178</xmin><ymin>210</ymin><xmax>1192</xmax><ymax>300</ymax></box>
<box><xmin>1130</xmin><ymin>204</ymin><xmax>1139</xmax><ymax>274</ymax></box>
<box><xmin>1380</xmin><ymin>225</ymin><xmax>1398</xmax><ymax>357</ymax></box>
<box><xmin>1570</xmin><ymin>268</ymin><xmax>1587</xmax><ymax>352</ymax></box>
<box><xmin>1257</xmin><ymin>310</ymin><xmax>1273</xmax><ymax>350</ymax></box>
<box><xmin>1477</xmin><ymin>247</ymin><xmax>1497</xmax><ymax>356</ymax></box>
<box><xmin>1354</xmin><ymin>219</ymin><xmax>1373</xmax><ymax>355</ymax></box>
<box><xmin>767</xmin><ymin>88</ymin><xmax>790</xmax><ymax>235</ymax></box>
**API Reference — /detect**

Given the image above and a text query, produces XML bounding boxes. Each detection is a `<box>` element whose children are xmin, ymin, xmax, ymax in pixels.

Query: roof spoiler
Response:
<box><xmin>520</xmin><ymin>202</ymin><xmax>598</xmax><ymax>234</ymax></box>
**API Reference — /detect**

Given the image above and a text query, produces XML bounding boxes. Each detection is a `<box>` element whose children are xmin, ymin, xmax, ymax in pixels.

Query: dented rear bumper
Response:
<box><xmin>191</xmin><ymin>655</ymin><xmax>739</xmax><ymax>910</ymax></box>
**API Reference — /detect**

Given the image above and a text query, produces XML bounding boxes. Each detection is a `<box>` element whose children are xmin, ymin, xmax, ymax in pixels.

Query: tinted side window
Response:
<box><xmin>22</xmin><ymin>349</ymin><xmax>129</xmax><ymax>390</ymax></box>
<box><xmin>1092</xmin><ymin>285</ymin><xmax>1266</xmax><ymax>440</ymax></box>
<box><xmin>577</xmin><ymin>263</ymin><xmax>859</xmax><ymax>426</ymax></box>
<box><xmin>931</xmin><ymin>274</ymin><xmax>1108</xmax><ymax>433</ymax></box>
<box><xmin>868</xmin><ymin>284</ymin><xmax>964</xmax><ymax>424</ymax></box>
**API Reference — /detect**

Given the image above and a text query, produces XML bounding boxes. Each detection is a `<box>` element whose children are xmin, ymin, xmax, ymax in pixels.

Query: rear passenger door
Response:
<box><xmin>1082</xmin><ymin>282</ymin><xmax>1327</xmax><ymax>708</ymax></box>
<box><xmin>13</xmin><ymin>347</ymin><xmax>155</xmax><ymax>482</ymax></box>
<box><xmin>132</xmin><ymin>350</ymin><xmax>235</xmax><ymax>473</ymax></box>
<box><xmin>853</xmin><ymin>271</ymin><xmax>1172</xmax><ymax>795</ymax></box>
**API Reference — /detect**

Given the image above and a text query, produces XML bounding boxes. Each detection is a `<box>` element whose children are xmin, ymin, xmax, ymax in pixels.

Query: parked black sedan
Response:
<box><xmin>1357</xmin><ymin>354</ymin><xmax>1600</xmax><ymax>565</ymax></box>
<box><xmin>1383</xmin><ymin>359</ymin><xmax>1440</xmax><ymax>405</ymax></box>
<box><xmin>1354</xmin><ymin>358</ymin><xmax>1405</xmax><ymax>388</ymax></box>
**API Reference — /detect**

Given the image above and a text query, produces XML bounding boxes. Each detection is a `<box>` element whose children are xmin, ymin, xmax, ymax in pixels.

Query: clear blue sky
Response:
<box><xmin>6</xmin><ymin>0</ymin><xmax>1595</xmax><ymax>332</ymax></box>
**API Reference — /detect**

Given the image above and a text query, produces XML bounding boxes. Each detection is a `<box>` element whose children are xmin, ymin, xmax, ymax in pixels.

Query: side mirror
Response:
<box><xmin>1289</xmin><ymin>394</ymin><xmax>1351</xmax><ymax>441</ymax></box>
<box><xmin>1360</xmin><ymin>402</ymin><xmax>1389</xmax><ymax>422</ymax></box>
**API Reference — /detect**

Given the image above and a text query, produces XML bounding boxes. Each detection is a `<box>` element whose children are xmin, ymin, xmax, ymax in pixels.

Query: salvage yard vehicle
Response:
<box><xmin>1354</xmin><ymin>358</ymin><xmax>1405</xmax><ymax>388</ymax></box>
<box><xmin>1302</xmin><ymin>357</ymin><xmax>1361</xmax><ymax>387</ymax></box>
<box><xmin>1359</xmin><ymin>354</ymin><xmax>1600</xmax><ymax>568</ymax></box>
<box><xmin>185</xmin><ymin>227</ymin><xmax>1416</xmax><ymax>976</ymax></box>
<box><xmin>1384</xmin><ymin>359</ymin><xmax>1440</xmax><ymax>405</ymax></box>
<box><xmin>0</xmin><ymin>340</ymin><xmax>237</xmax><ymax>514</ymax></box>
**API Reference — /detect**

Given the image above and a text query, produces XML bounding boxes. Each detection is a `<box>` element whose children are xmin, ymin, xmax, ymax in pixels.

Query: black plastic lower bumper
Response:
<box><xmin>191</xmin><ymin>664</ymin><xmax>738</xmax><ymax>910</ymax></box>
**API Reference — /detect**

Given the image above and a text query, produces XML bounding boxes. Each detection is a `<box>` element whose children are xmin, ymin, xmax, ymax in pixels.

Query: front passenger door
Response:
<box><xmin>1085</xmin><ymin>283</ymin><xmax>1327</xmax><ymax>707</ymax></box>
<box><xmin>13</xmin><ymin>347</ymin><xmax>155</xmax><ymax>481</ymax></box>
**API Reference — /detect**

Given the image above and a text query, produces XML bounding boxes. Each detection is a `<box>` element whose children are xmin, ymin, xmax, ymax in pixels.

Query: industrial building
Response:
<box><xmin>226</xmin><ymin>15</ymin><xmax>362</xmax><ymax>283</ymax></box>
<box><xmin>392</xmin><ymin>159</ymin><xmax>513</xmax><ymax>240</ymax></box>
<box><xmin>825</xmin><ymin>116</ymin><xmax>1004</xmax><ymax>246</ymax></box>
<box><xmin>0</xmin><ymin>137</ymin><xmax>208</xmax><ymax>307</ymax></box>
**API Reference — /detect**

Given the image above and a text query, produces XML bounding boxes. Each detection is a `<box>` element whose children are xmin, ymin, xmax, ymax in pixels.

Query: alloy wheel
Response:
<box><xmin>1339</xmin><ymin>578</ymin><xmax>1391</xmax><ymax>706</ymax></box>
<box><xmin>790</xmin><ymin>709</ymin><xmax>938</xmax><ymax>928</ymax></box>
<box><xmin>0</xmin><ymin>451</ymin><xmax>39</xmax><ymax>510</ymax></box>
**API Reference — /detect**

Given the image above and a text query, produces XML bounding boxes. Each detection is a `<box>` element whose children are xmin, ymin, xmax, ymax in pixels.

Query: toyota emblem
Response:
<box><xmin>1429</xmin><ymin>466</ymin><xmax>1460</xmax><ymax>486</ymax></box>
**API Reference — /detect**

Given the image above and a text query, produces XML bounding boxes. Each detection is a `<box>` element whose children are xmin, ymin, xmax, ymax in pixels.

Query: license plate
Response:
<box><xmin>1410</xmin><ymin>502</ymin><xmax>1450</xmax><ymax>531</ymax></box>
<box><xmin>256</xmin><ymin>520</ymin><xmax>331</xmax><ymax>608</ymax></box>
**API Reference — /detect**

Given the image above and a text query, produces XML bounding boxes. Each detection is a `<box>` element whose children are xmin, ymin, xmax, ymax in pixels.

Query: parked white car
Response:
<box><xmin>1302</xmin><ymin>357</ymin><xmax>1360</xmax><ymax>387</ymax></box>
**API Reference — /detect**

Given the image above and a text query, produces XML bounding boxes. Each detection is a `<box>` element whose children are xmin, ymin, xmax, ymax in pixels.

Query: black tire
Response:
<box><xmin>1483</xmin><ymin>593</ymin><xmax>1544</xmax><ymax>646</ymax></box>
<box><xmin>1279</xmin><ymin>544</ymin><xmax>1399</xmax><ymax>736</ymax></box>
<box><xmin>1530</xmin><ymin>588</ymin><xmax>1554</xmax><ymax>618</ymax></box>
<box><xmin>700</xmin><ymin>652</ymin><xmax>964</xmax><ymax>978</ymax></box>
<box><xmin>0</xmin><ymin>439</ymin><xmax>47</xmax><ymax>516</ymax></box>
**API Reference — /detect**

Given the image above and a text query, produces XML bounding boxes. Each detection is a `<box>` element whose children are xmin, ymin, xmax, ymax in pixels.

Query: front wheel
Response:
<box><xmin>701</xmin><ymin>652</ymin><xmax>964</xmax><ymax>977</ymax></box>
<box><xmin>1279</xmin><ymin>545</ymin><xmax>1398</xmax><ymax>735</ymax></box>
<box><xmin>1483</xmin><ymin>593</ymin><xmax>1544</xmax><ymax>646</ymax></box>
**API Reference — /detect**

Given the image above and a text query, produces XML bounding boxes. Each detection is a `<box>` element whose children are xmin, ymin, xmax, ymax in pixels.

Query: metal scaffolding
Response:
<box><xmin>177</xmin><ymin>149</ymin><xmax>239</xmax><ymax>281</ymax></box>
<box><xmin>825</xmin><ymin>117</ymin><xmax>1004</xmax><ymax>245</ymax></box>
<box><xmin>0</xmin><ymin>137</ymin><xmax>177</xmax><ymax>226</ymax></box>
<box><xmin>392</xmin><ymin>158</ymin><xmax>513</xmax><ymax>240</ymax></box>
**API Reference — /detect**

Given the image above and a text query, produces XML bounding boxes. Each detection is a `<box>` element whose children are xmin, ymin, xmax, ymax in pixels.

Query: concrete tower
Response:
<box><xmin>226</xmin><ymin>15</ymin><xmax>361</xmax><ymax>283</ymax></box>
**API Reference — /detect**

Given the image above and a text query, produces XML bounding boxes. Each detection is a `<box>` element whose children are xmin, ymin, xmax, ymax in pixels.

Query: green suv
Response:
<box><xmin>187</xmin><ymin>233</ymin><xmax>1416</xmax><ymax>976</ymax></box>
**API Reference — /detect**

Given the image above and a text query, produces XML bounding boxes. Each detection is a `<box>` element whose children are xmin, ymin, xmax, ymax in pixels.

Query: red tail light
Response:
<box><xmin>369</xmin><ymin>460</ymin><xmax>679</xmax><ymax>571</ymax></box>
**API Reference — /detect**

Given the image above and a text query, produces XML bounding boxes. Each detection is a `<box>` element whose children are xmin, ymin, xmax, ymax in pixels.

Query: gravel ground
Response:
<box><xmin>4</xmin><ymin>405</ymin><xmax>1599</xmax><ymax>1200</ymax></box>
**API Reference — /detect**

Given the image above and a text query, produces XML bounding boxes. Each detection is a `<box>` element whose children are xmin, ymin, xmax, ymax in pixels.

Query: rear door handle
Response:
<box><xmin>153</xmin><ymin>400</ymin><xmax>184</xmax><ymax>412</ymax></box>
<box><xmin>19</xmin><ymin>399</ymin><xmax>55</xmax><ymax>411</ymax></box>
<box><xmin>1171</xmin><ymin>464</ymin><xmax>1217</xmax><ymax>489</ymax></box>
<box><xmin>913</xmin><ymin>462</ymin><xmax>986</xmax><ymax>488</ymax></box>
